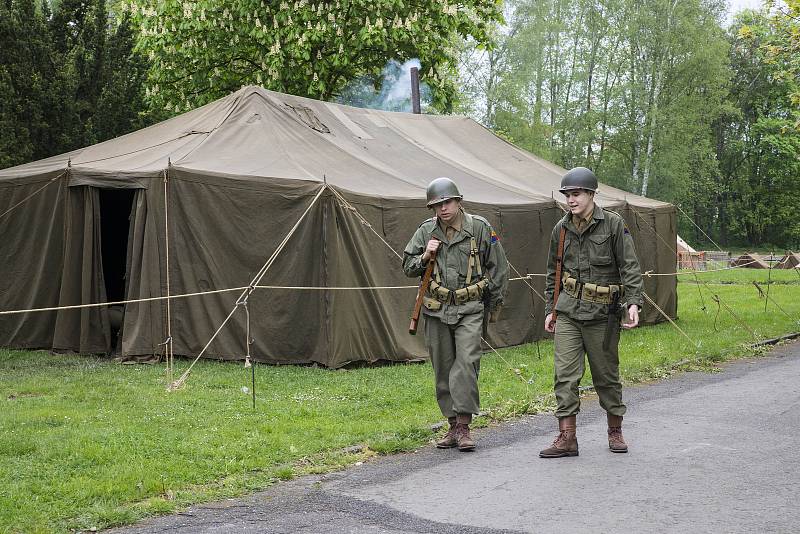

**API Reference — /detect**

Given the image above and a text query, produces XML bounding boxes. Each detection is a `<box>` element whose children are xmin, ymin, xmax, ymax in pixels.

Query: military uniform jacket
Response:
<box><xmin>545</xmin><ymin>205</ymin><xmax>643</xmax><ymax>321</ymax></box>
<box><xmin>403</xmin><ymin>212</ymin><xmax>509</xmax><ymax>326</ymax></box>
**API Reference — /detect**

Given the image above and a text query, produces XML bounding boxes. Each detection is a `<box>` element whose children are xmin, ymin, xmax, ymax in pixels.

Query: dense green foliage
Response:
<box><xmin>765</xmin><ymin>0</ymin><xmax>800</xmax><ymax>120</ymax></box>
<box><xmin>1</xmin><ymin>270</ymin><xmax>798</xmax><ymax>532</ymax></box>
<box><xmin>130</xmin><ymin>0</ymin><xmax>503</xmax><ymax>112</ymax></box>
<box><xmin>0</xmin><ymin>0</ymin><xmax>150</xmax><ymax>169</ymax></box>
<box><xmin>1</xmin><ymin>0</ymin><xmax>797</xmax><ymax>249</ymax></box>
<box><xmin>714</xmin><ymin>11</ymin><xmax>800</xmax><ymax>248</ymax></box>
<box><xmin>458</xmin><ymin>0</ymin><xmax>799</xmax><ymax>250</ymax></box>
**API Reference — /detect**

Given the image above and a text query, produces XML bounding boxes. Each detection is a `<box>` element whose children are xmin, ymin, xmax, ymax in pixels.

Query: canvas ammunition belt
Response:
<box><xmin>424</xmin><ymin>236</ymin><xmax>487</xmax><ymax>308</ymax></box>
<box><xmin>561</xmin><ymin>272</ymin><xmax>622</xmax><ymax>305</ymax></box>
<box><xmin>428</xmin><ymin>278</ymin><xmax>488</xmax><ymax>305</ymax></box>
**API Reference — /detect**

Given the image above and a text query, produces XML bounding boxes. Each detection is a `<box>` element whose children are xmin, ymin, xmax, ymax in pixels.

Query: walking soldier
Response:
<box><xmin>403</xmin><ymin>177</ymin><xmax>509</xmax><ymax>451</ymax></box>
<box><xmin>540</xmin><ymin>167</ymin><xmax>643</xmax><ymax>458</ymax></box>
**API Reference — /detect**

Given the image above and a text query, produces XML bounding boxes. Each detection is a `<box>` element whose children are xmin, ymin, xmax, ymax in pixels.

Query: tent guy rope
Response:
<box><xmin>168</xmin><ymin>183</ymin><xmax>328</xmax><ymax>390</ymax></box>
<box><xmin>328</xmin><ymin>185</ymin><xmax>404</xmax><ymax>261</ymax></box>
<box><xmin>0</xmin><ymin>260</ymin><xmax>780</xmax><ymax>319</ymax></box>
<box><xmin>0</xmin><ymin>170</ymin><xmax>66</xmax><ymax>220</ymax></box>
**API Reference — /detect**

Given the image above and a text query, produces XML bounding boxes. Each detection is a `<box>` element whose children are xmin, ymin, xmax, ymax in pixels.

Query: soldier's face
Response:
<box><xmin>434</xmin><ymin>198</ymin><xmax>460</xmax><ymax>224</ymax></box>
<box><xmin>564</xmin><ymin>189</ymin><xmax>594</xmax><ymax>218</ymax></box>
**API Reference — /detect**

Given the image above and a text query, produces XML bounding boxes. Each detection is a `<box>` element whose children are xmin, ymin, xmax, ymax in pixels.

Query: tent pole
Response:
<box><xmin>164</xmin><ymin>162</ymin><xmax>174</xmax><ymax>384</ymax></box>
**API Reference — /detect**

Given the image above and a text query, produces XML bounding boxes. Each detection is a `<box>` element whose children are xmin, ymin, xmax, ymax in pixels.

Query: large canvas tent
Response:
<box><xmin>0</xmin><ymin>86</ymin><xmax>677</xmax><ymax>367</ymax></box>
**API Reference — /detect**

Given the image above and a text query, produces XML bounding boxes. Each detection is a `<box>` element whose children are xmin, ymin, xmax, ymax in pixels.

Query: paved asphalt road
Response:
<box><xmin>113</xmin><ymin>341</ymin><xmax>800</xmax><ymax>534</ymax></box>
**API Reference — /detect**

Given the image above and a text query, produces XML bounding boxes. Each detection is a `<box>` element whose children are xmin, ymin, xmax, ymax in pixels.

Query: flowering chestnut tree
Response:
<box><xmin>129</xmin><ymin>0</ymin><xmax>503</xmax><ymax>112</ymax></box>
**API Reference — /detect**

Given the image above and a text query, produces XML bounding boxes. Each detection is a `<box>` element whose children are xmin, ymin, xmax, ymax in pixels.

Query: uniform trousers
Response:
<box><xmin>554</xmin><ymin>314</ymin><xmax>626</xmax><ymax>418</ymax></box>
<box><xmin>424</xmin><ymin>312</ymin><xmax>482</xmax><ymax>417</ymax></box>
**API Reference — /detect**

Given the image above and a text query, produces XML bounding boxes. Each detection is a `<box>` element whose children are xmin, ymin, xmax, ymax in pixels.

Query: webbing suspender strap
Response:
<box><xmin>464</xmin><ymin>237</ymin><xmax>482</xmax><ymax>285</ymax></box>
<box><xmin>433</xmin><ymin>237</ymin><xmax>483</xmax><ymax>289</ymax></box>
<box><xmin>473</xmin><ymin>237</ymin><xmax>483</xmax><ymax>278</ymax></box>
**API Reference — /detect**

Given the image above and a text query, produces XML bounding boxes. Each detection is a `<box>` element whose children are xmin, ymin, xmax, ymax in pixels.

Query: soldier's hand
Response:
<box><xmin>544</xmin><ymin>313</ymin><xmax>556</xmax><ymax>333</ymax></box>
<box><xmin>422</xmin><ymin>238</ymin><xmax>441</xmax><ymax>262</ymax></box>
<box><xmin>622</xmin><ymin>305</ymin><xmax>639</xmax><ymax>329</ymax></box>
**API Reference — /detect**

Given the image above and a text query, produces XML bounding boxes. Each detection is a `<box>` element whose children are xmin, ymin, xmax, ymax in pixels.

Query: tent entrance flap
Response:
<box><xmin>99</xmin><ymin>189</ymin><xmax>134</xmax><ymax>351</ymax></box>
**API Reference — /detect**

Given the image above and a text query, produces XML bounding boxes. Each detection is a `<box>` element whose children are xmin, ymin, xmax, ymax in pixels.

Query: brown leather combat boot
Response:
<box><xmin>607</xmin><ymin>414</ymin><xmax>628</xmax><ymax>453</ymax></box>
<box><xmin>436</xmin><ymin>417</ymin><xmax>458</xmax><ymax>449</ymax></box>
<box><xmin>455</xmin><ymin>414</ymin><xmax>475</xmax><ymax>451</ymax></box>
<box><xmin>539</xmin><ymin>415</ymin><xmax>578</xmax><ymax>458</ymax></box>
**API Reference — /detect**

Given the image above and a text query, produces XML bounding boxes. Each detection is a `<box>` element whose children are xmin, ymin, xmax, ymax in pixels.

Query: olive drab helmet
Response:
<box><xmin>426</xmin><ymin>177</ymin><xmax>463</xmax><ymax>208</ymax></box>
<box><xmin>559</xmin><ymin>167</ymin><xmax>599</xmax><ymax>193</ymax></box>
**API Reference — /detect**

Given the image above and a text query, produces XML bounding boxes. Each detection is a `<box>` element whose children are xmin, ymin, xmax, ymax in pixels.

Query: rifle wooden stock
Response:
<box><xmin>552</xmin><ymin>226</ymin><xmax>567</xmax><ymax>322</ymax></box>
<box><xmin>409</xmin><ymin>249</ymin><xmax>437</xmax><ymax>335</ymax></box>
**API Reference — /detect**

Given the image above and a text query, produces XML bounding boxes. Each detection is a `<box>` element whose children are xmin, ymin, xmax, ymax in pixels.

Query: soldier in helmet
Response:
<box><xmin>539</xmin><ymin>167</ymin><xmax>643</xmax><ymax>458</ymax></box>
<box><xmin>403</xmin><ymin>177</ymin><xmax>509</xmax><ymax>451</ymax></box>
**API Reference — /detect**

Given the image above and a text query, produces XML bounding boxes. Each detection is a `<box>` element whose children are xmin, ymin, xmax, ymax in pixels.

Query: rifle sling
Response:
<box><xmin>552</xmin><ymin>226</ymin><xmax>567</xmax><ymax>321</ymax></box>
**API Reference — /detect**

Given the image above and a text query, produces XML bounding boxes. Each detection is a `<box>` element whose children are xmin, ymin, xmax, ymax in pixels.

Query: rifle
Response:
<box><xmin>409</xmin><ymin>248</ymin><xmax>438</xmax><ymax>335</ymax></box>
<box><xmin>551</xmin><ymin>226</ymin><xmax>567</xmax><ymax>322</ymax></box>
<box><xmin>603</xmin><ymin>289</ymin><xmax>622</xmax><ymax>351</ymax></box>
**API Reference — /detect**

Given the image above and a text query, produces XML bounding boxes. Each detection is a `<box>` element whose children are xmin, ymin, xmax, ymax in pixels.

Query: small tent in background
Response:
<box><xmin>0</xmin><ymin>86</ymin><xmax>677</xmax><ymax>367</ymax></box>
<box><xmin>776</xmin><ymin>253</ymin><xmax>800</xmax><ymax>269</ymax></box>
<box><xmin>677</xmin><ymin>235</ymin><xmax>705</xmax><ymax>269</ymax></box>
<box><xmin>731</xmin><ymin>253</ymin><xmax>770</xmax><ymax>269</ymax></box>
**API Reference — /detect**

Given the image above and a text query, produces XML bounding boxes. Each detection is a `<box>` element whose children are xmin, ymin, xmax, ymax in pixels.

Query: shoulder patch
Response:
<box><xmin>471</xmin><ymin>215</ymin><xmax>499</xmax><ymax>243</ymax></box>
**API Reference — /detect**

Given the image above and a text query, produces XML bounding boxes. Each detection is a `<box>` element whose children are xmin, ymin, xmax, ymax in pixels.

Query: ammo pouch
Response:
<box><xmin>423</xmin><ymin>295</ymin><xmax>442</xmax><ymax>311</ymax></box>
<box><xmin>561</xmin><ymin>271</ymin><xmax>622</xmax><ymax>305</ymax></box>
<box><xmin>454</xmin><ymin>278</ymin><xmax>488</xmax><ymax>305</ymax></box>
<box><xmin>427</xmin><ymin>236</ymin><xmax>488</xmax><ymax>306</ymax></box>
<box><xmin>429</xmin><ymin>279</ymin><xmax>452</xmax><ymax>303</ymax></box>
<box><xmin>429</xmin><ymin>278</ymin><xmax>488</xmax><ymax>305</ymax></box>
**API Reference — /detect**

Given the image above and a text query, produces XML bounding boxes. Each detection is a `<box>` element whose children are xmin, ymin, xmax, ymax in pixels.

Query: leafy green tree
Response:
<box><xmin>765</xmin><ymin>0</ymin><xmax>800</xmax><ymax>126</ymax></box>
<box><xmin>716</xmin><ymin>10</ymin><xmax>800</xmax><ymax>248</ymax></box>
<box><xmin>0</xmin><ymin>0</ymin><xmax>58</xmax><ymax>167</ymax></box>
<box><xmin>480</xmin><ymin>0</ymin><xmax>729</xmax><ymax>209</ymax></box>
<box><xmin>130</xmin><ymin>0</ymin><xmax>503</xmax><ymax>113</ymax></box>
<box><xmin>88</xmin><ymin>12</ymin><xmax>151</xmax><ymax>143</ymax></box>
<box><xmin>50</xmin><ymin>0</ymin><xmax>150</xmax><ymax>147</ymax></box>
<box><xmin>0</xmin><ymin>0</ymin><xmax>150</xmax><ymax>169</ymax></box>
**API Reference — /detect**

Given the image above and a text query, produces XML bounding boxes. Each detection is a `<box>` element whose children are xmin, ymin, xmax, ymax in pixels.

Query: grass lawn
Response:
<box><xmin>1</xmin><ymin>268</ymin><xmax>798</xmax><ymax>533</ymax></box>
